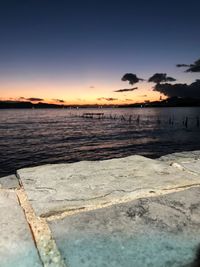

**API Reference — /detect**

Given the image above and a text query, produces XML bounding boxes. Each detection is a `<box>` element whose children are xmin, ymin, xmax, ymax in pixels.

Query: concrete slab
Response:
<box><xmin>17</xmin><ymin>155</ymin><xmax>200</xmax><ymax>217</ymax></box>
<box><xmin>159</xmin><ymin>151</ymin><xmax>200</xmax><ymax>175</ymax></box>
<box><xmin>159</xmin><ymin>150</ymin><xmax>200</xmax><ymax>163</ymax></box>
<box><xmin>0</xmin><ymin>190</ymin><xmax>42</xmax><ymax>267</ymax></box>
<box><xmin>0</xmin><ymin>174</ymin><xmax>20</xmax><ymax>189</ymax></box>
<box><xmin>49</xmin><ymin>187</ymin><xmax>200</xmax><ymax>267</ymax></box>
<box><xmin>179</xmin><ymin>160</ymin><xmax>200</xmax><ymax>175</ymax></box>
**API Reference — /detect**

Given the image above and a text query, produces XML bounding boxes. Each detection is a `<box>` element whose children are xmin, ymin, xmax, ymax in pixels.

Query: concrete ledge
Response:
<box><xmin>49</xmin><ymin>187</ymin><xmax>200</xmax><ymax>267</ymax></box>
<box><xmin>0</xmin><ymin>174</ymin><xmax>20</xmax><ymax>189</ymax></box>
<box><xmin>159</xmin><ymin>150</ymin><xmax>200</xmax><ymax>164</ymax></box>
<box><xmin>0</xmin><ymin>190</ymin><xmax>42</xmax><ymax>267</ymax></box>
<box><xmin>1</xmin><ymin>151</ymin><xmax>200</xmax><ymax>267</ymax></box>
<box><xmin>17</xmin><ymin>155</ymin><xmax>200</xmax><ymax>217</ymax></box>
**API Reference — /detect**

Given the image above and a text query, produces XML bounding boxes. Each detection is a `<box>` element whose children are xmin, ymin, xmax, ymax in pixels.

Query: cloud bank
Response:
<box><xmin>154</xmin><ymin>80</ymin><xmax>200</xmax><ymax>98</ymax></box>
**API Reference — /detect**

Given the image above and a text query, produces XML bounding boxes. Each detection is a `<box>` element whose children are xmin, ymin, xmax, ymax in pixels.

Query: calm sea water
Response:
<box><xmin>1</xmin><ymin>107</ymin><xmax>200</xmax><ymax>177</ymax></box>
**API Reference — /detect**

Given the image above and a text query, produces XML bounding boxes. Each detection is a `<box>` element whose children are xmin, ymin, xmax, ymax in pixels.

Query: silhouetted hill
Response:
<box><xmin>0</xmin><ymin>101</ymin><xmax>33</xmax><ymax>109</ymax></box>
<box><xmin>120</xmin><ymin>97</ymin><xmax>200</xmax><ymax>108</ymax></box>
<box><xmin>0</xmin><ymin>101</ymin><xmax>65</xmax><ymax>109</ymax></box>
<box><xmin>149</xmin><ymin>97</ymin><xmax>200</xmax><ymax>107</ymax></box>
<box><xmin>1</xmin><ymin>97</ymin><xmax>200</xmax><ymax>109</ymax></box>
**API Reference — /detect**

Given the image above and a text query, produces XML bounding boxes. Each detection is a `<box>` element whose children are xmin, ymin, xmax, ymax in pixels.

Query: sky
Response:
<box><xmin>0</xmin><ymin>0</ymin><xmax>200</xmax><ymax>105</ymax></box>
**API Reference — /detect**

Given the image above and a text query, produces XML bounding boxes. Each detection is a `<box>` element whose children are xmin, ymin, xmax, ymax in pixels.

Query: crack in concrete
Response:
<box><xmin>171</xmin><ymin>162</ymin><xmax>200</xmax><ymax>176</ymax></box>
<box><xmin>163</xmin><ymin>183</ymin><xmax>200</xmax><ymax>191</ymax></box>
<box><xmin>45</xmin><ymin>183</ymin><xmax>200</xmax><ymax>222</ymax></box>
<box><xmin>52</xmin><ymin>188</ymin><xmax>148</xmax><ymax>202</ymax></box>
<box><xmin>15</xmin><ymin>190</ymin><xmax>43</xmax><ymax>266</ymax></box>
<box><xmin>16</xmin><ymin>187</ymin><xmax>68</xmax><ymax>267</ymax></box>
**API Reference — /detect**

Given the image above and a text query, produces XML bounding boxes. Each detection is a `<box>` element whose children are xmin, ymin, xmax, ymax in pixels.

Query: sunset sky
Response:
<box><xmin>0</xmin><ymin>0</ymin><xmax>199</xmax><ymax>105</ymax></box>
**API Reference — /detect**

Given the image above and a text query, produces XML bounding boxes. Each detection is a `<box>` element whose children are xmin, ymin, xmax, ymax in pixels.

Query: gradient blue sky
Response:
<box><xmin>0</xmin><ymin>0</ymin><xmax>199</xmax><ymax>104</ymax></box>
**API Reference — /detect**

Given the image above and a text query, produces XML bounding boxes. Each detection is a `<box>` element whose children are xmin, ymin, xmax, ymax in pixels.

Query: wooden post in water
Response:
<box><xmin>121</xmin><ymin>115</ymin><xmax>126</xmax><ymax>121</ymax></box>
<box><xmin>197</xmin><ymin>116</ymin><xmax>200</xmax><ymax>128</ymax></box>
<box><xmin>184</xmin><ymin>116</ymin><xmax>188</xmax><ymax>128</ymax></box>
<box><xmin>136</xmin><ymin>115</ymin><xmax>140</xmax><ymax>125</ymax></box>
<box><xmin>171</xmin><ymin>116</ymin><xmax>174</xmax><ymax>126</ymax></box>
<box><xmin>157</xmin><ymin>117</ymin><xmax>161</xmax><ymax>125</ymax></box>
<box><xmin>169</xmin><ymin>116</ymin><xmax>174</xmax><ymax>126</ymax></box>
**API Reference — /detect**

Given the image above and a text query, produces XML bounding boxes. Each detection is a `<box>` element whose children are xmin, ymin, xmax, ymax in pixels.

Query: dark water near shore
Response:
<box><xmin>1</xmin><ymin>107</ymin><xmax>200</xmax><ymax>177</ymax></box>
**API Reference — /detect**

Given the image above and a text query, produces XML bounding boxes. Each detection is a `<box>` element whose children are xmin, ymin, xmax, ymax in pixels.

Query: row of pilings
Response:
<box><xmin>70</xmin><ymin>113</ymin><xmax>200</xmax><ymax>128</ymax></box>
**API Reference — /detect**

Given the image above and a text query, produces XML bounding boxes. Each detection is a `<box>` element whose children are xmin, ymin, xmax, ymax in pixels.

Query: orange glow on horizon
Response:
<box><xmin>0</xmin><ymin>79</ymin><xmax>166</xmax><ymax>105</ymax></box>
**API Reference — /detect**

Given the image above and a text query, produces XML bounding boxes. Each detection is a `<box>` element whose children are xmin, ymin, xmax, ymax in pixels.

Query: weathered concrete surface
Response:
<box><xmin>178</xmin><ymin>160</ymin><xmax>200</xmax><ymax>175</ymax></box>
<box><xmin>159</xmin><ymin>150</ymin><xmax>200</xmax><ymax>163</ymax></box>
<box><xmin>17</xmin><ymin>155</ymin><xmax>200</xmax><ymax>217</ymax></box>
<box><xmin>0</xmin><ymin>190</ymin><xmax>42</xmax><ymax>267</ymax></box>
<box><xmin>0</xmin><ymin>174</ymin><xmax>20</xmax><ymax>189</ymax></box>
<box><xmin>49</xmin><ymin>187</ymin><xmax>200</xmax><ymax>267</ymax></box>
<box><xmin>159</xmin><ymin>151</ymin><xmax>200</xmax><ymax>175</ymax></box>
<box><xmin>16</xmin><ymin>188</ymin><xmax>67</xmax><ymax>267</ymax></box>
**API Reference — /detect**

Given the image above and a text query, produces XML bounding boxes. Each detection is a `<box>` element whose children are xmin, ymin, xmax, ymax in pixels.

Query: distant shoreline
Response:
<box><xmin>1</xmin><ymin>96</ymin><xmax>200</xmax><ymax>109</ymax></box>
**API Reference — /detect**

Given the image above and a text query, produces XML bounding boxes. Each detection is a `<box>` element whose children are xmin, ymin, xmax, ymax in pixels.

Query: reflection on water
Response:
<box><xmin>0</xmin><ymin>107</ymin><xmax>200</xmax><ymax>177</ymax></box>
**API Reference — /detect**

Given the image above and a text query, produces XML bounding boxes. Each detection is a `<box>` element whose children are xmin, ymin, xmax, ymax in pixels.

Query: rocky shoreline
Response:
<box><xmin>0</xmin><ymin>151</ymin><xmax>200</xmax><ymax>267</ymax></box>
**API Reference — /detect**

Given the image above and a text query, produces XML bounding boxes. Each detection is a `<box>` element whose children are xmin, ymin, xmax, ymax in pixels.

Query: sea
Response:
<box><xmin>1</xmin><ymin>107</ymin><xmax>200</xmax><ymax>177</ymax></box>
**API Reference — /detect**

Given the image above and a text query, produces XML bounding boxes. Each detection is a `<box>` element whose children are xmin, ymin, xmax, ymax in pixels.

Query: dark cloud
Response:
<box><xmin>153</xmin><ymin>80</ymin><xmax>200</xmax><ymax>98</ymax></box>
<box><xmin>177</xmin><ymin>58</ymin><xmax>200</xmax><ymax>72</ymax></box>
<box><xmin>97</xmin><ymin>97</ymin><xmax>118</xmax><ymax>101</ymax></box>
<box><xmin>141</xmin><ymin>94</ymin><xmax>147</xmax><ymax>97</ymax></box>
<box><xmin>176</xmin><ymin>64</ymin><xmax>189</xmax><ymax>67</ymax></box>
<box><xmin>125</xmin><ymin>99</ymin><xmax>133</xmax><ymax>101</ymax></box>
<box><xmin>89</xmin><ymin>85</ymin><xmax>95</xmax><ymax>88</ymax></box>
<box><xmin>187</xmin><ymin>60</ymin><xmax>200</xmax><ymax>72</ymax></box>
<box><xmin>121</xmin><ymin>73</ymin><xmax>144</xmax><ymax>85</ymax></box>
<box><xmin>148</xmin><ymin>73</ymin><xmax>176</xmax><ymax>83</ymax></box>
<box><xmin>26</xmin><ymin>98</ymin><xmax>44</xmax><ymax>102</ymax></box>
<box><xmin>52</xmin><ymin>99</ymin><xmax>65</xmax><ymax>103</ymax></box>
<box><xmin>165</xmin><ymin>76</ymin><xmax>176</xmax><ymax>82</ymax></box>
<box><xmin>16</xmin><ymin>97</ymin><xmax>44</xmax><ymax>102</ymax></box>
<box><xmin>114</xmin><ymin>87</ymin><xmax>138</xmax><ymax>93</ymax></box>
